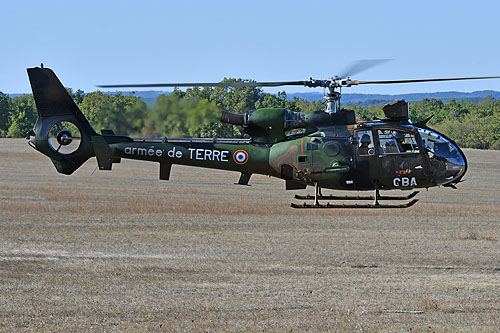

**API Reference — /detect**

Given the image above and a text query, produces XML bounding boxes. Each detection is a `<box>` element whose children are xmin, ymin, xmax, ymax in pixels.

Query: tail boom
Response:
<box><xmin>26</xmin><ymin>66</ymin><xmax>272</xmax><ymax>181</ymax></box>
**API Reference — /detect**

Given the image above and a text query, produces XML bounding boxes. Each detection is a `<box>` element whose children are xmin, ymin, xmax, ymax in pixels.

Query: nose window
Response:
<box><xmin>417</xmin><ymin>128</ymin><xmax>465</xmax><ymax>165</ymax></box>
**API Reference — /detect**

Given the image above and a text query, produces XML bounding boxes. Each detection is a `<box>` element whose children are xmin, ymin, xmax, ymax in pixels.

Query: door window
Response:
<box><xmin>356</xmin><ymin>130</ymin><xmax>375</xmax><ymax>156</ymax></box>
<box><xmin>378</xmin><ymin>129</ymin><xmax>419</xmax><ymax>154</ymax></box>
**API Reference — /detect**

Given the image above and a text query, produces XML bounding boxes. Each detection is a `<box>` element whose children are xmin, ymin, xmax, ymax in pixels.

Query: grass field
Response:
<box><xmin>0</xmin><ymin>138</ymin><xmax>499</xmax><ymax>331</ymax></box>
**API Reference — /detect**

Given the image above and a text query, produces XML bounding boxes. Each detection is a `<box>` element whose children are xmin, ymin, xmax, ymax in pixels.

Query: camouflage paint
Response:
<box><xmin>26</xmin><ymin>66</ymin><xmax>468</xmax><ymax>193</ymax></box>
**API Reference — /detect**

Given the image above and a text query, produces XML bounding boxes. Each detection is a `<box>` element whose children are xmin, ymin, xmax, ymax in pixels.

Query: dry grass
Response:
<box><xmin>417</xmin><ymin>297</ymin><xmax>440</xmax><ymax>312</ymax></box>
<box><xmin>457</xmin><ymin>230</ymin><xmax>497</xmax><ymax>241</ymax></box>
<box><xmin>1</xmin><ymin>139</ymin><xmax>500</xmax><ymax>331</ymax></box>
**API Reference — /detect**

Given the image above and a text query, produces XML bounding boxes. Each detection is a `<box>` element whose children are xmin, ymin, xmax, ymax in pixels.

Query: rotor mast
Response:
<box><xmin>304</xmin><ymin>77</ymin><xmax>349</xmax><ymax>114</ymax></box>
<box><xmin>325</xmin><ymin>80</ymin><xmax>342</xmax><ymax>114</ymax></box>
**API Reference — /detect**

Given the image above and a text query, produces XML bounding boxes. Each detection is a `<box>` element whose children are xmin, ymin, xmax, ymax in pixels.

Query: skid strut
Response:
<box><xmin>291</xmin><ymin>185</ymin><xmax>419</xmax><ymax>209</ymax></box>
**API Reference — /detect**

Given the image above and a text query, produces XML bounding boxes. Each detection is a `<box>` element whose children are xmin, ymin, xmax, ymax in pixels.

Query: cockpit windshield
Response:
<box><xmin>417</xmin><ymin>128</ymin><xmax>465</xmax><ymax>165</ymax></box>
<box><xmin>417</xmin><ymin>127</ymin><xmax>466</xmax><ymax>185</ymax></box>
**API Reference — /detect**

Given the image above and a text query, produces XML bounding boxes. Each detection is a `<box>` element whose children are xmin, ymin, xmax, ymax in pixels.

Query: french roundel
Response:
<box><xmin>233</xmin><ymin>150</ymin><xmax>249</xmax><ymax>164</ymax></box>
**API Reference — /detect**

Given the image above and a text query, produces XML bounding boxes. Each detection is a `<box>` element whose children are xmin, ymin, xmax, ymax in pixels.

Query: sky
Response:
<box><xmin>2</xmin><ymin>0</ymin><xmax>500</xmax><ymax>95</ymax></box>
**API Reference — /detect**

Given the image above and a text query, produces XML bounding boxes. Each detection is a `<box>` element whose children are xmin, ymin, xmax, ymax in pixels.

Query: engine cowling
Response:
<box><xmin>221</xmin><ymin>107</ymin><xmax>358</xmax><ymax>144</ymax></box>
<box><xmin>221</xmin><ymin>108</ymin><xmax>306</xmax><ymax>144</ymax></box>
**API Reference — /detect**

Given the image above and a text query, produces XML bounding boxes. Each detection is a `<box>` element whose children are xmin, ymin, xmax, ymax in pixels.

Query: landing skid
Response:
<box><xmin>291</xmin><ymin>182</ymin><xmax>419</xmax><ymax>209</ymax></box>
<box><xmin>294</xmin><ymin>191</ymin><xmax>419</xmax><ymax>201</ymax></box>
<box><xmin>290</xmin><ymin>200</ymin><xmax>419</xmax><ymax>209</ymax></box>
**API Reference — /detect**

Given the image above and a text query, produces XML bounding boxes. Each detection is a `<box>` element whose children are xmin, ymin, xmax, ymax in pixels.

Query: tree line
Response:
<box><xmin>0</xmin><ymin>83</ymin><xmax>499</xmax><ymax>150</ymax></box>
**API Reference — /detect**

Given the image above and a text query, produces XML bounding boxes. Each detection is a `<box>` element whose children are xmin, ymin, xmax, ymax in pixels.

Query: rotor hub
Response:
<box><xmin>57</xmin><ymin>130</ymin><xmax>73</xmax><ymax>145</ymax></box>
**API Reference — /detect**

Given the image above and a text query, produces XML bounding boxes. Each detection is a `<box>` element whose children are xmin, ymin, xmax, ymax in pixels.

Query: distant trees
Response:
<box><xmin>433</xmin><ymin>98</ymin><xmax>500</xmax><ymax>149</ymax></box>
<box><xmin>147</xmin><ymin>94</ymin><xmax>220</xmax><ymax>137</ymax></box>
<box><xmin>1</xmin><ymin>85</ymin><xmax>499</xmax><ymax>150</ymax></box>
<box><xmin>0</xmin><ymin>92</ymin><xmax>12</xmax><ymax>137</ymax></box>
<box><xmin>66</xmin><ymin>88</ymin><xmax>85</xmax><ymax>104</ymax></box>
<box><xmin>79</xmin><ymin>91</ymin><xmax>147</xmax><ymax>136</ymax></box>
<box><xmin>0</xmin><ymin>94</ymin><xmax>37</xmax><ymax>138</ymax></box>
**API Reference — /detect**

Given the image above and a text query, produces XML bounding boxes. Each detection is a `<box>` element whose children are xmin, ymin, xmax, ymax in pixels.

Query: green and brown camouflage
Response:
<box><xmin>26</xmin><ymin>66</ymin><xmax>468</xmax><ymax>208</ymax></box>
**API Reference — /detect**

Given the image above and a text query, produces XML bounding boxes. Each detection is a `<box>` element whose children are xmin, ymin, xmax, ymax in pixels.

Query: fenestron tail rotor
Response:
<box><xmin>47</xmin><ymin>121</ymin><xmax>82</xmax><ymax>155</ymax></box>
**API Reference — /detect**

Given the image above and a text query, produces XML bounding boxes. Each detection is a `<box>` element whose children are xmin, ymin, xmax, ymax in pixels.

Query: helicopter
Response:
<box><xmin>25</xmin><ymin>63</ymin><xmax>500</xmax><ymax>208</ymax></box>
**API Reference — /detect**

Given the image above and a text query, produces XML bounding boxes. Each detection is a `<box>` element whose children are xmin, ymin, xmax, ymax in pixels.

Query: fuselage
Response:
<box><xmin>108</xmin><ymin>119</ymin><xmax>467</xmax><ymax>192</ymax></box>
<box><xmin>266</xmin><ymin>121</ymin><xmax>467</xmax><ymax>191</ymax></box>
<box><xmin>26</xmin><ymin>66</ymin><xmax>467</xmax><ymax>194</ymax></box>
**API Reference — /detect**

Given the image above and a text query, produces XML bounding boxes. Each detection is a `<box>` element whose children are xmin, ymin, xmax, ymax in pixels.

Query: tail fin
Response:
<box><xmin>27</xmin><ymin>66</ymin><xmax>103</xmax><ymax>174</ymax></box>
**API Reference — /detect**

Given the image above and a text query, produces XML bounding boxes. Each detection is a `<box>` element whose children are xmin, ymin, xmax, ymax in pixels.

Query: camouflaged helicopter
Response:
<box><xmin>26</xmin><ymin>63</ymin><xmax>500</xmax><ymax>208</ymax></box>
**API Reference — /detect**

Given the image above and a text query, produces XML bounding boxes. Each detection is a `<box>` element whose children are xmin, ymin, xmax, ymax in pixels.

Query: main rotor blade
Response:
<box><xmin>337</xmin><ymin>59</ymin><xmax>392</xmax><ymax>79</ymax></box>
<box><xmin>352</xmin><ymin>76</ymin><xmax>500</xmax><ymax>86</ymax></box>
<box><xmin>97</xmin><ymin>80</ymin><xmax>307</xmax><ymax>88</ymax></box>
<box><xmin>98</xmin><ymin>75</ymin><xmax>500</xmax><ymax>89</ymax></box>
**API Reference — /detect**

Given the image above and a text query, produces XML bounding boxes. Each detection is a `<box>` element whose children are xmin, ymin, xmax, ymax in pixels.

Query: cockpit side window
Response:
<box><xmin>377</xmin><ymin>129</ymin><xmax>420</xmax><ymax>155</ymax></box>
<box><xmin>356</xmin><ymin>130</ymin><xmax>375</xmax><ymax>156</ymax></box>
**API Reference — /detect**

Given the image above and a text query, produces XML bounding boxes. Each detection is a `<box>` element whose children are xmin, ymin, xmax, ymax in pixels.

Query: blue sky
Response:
<box><xmin>2</xmin><ymin>0</ymin><xmax>500</xmax><ymax>95</ymax></box>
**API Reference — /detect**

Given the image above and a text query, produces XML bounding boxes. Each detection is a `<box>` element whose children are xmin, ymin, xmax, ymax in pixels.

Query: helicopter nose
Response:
<box><xmin>442</xmin><ymin>143</ymin><xmax>467</xmax><ymax>186</ymax></box>
<box><xmin>417</xmin><ymin>128</ymin><xmax>467</xmax><ymax>187</ymax></box>
<box><xmin>434</xmin><ymin>141</ymin><xmax>467</xmax><ymax>186</ymax></box>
